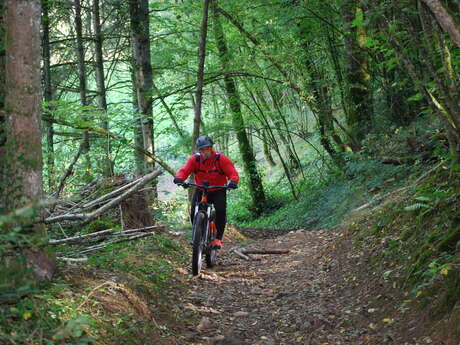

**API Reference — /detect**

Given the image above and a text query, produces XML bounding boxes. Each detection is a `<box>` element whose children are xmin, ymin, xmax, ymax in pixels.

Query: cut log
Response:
<box><xmin>240</xmin><ymin>249</ymin><xmax>290</xmax><ymax>255</ymax></box>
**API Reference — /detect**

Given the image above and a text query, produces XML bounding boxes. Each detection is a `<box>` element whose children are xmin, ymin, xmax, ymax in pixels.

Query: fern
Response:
<box><xmin>414</xmin><ymin>196</ymin><xmax>432</xmax><ymax>202</ymax></box>
<box><xmin>404</xmin><ymin>203</ymin><xmax>430</xmax><ymax>211</ymax></box>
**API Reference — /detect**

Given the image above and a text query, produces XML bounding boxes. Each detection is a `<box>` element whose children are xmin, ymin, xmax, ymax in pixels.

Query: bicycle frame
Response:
<box><xmin>190</xmin><ymin>183</ymin><xmax>226</xmax><ymax>246</ymax></box>
<box><xmin>179</xmin><ymin>181</ymin><xmax>229</xmax><ymax>275</ymax></box>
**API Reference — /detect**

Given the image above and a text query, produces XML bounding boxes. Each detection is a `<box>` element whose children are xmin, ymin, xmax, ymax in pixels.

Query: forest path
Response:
<box><xmin>177</xmin><ymin>227</ymin><xmax>382</xmax><ymax>345</ymax></box>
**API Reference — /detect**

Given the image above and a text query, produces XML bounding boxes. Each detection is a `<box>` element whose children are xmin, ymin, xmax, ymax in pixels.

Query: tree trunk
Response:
<box><xmin>129</xmin><ymin>0</ymin><xmax>156</xmax><ymax>198</ymax></box>
<box><xmin>244</xmin><ymin>82</ymin><xmax>298</xmax><ymax>199</ymax></box>
<box><xmin>0</xmin><ymin>0</ymin><xmax>6</xmax><ymax>213</ymax></box>
<box><xmin>421</xmin><ymin>0</ymin><xmax>460</xmax><ymax>47</ymax></box>
<box><xmin>42</xmin><ymin>0</ymin><xmax>54</xmax><ymax>190</ymax></box>
<box><xmin>131</xmin><ymin>65</ymin><xmax>145</xmax><ymax>174</ymax></box>
<box><xmin>342</xmin><ymin>0</ymin><xmax>372</xmax><ymax>149</ymax></box>
<box><xmin>211</xmin><ymin>0</ymin><xmax>266</xmax><ymax>213</ymax></box>
<box><xmin>92</xmin><ymin>0</ymin><xmax>113</xmax><ymax>177</ymax></box>
<box><xmin>192</xmin><ymin>0</ymin><xmax>211</xmax><ymax>152</ymax></box>
<box><xmin>5</xmin><ymin>0</ymin><xmax>44</xmax><ymax>209</ymax></box>
<box><xmin>264</xmin><ymin>83</ymin><xmax>303</xmax><ymax>172</ymax></box>
<box><xmin>3</xmin><ymin>0</ymin><xmax>55</xmax><ymax>285</ymax></box>
<box><xmin>261</xmin><ymin>129</ymin><xmax>276</xmax><ymax>167</ymax></box>
<box><xmin>74</xmin><ymin>0</ymin><xmax>91</xmax><ymax>175</ymax></box>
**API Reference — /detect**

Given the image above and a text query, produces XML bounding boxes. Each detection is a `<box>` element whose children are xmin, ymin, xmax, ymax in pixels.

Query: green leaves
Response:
<box><xmin>351</xmin><ymin>9</ymin><xmax>364</xmax><ymax>28</ymax></box>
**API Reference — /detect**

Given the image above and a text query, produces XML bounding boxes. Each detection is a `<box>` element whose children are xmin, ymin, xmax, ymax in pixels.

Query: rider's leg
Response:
<box><xmin>209</xmin><ymin>190</ymin><xmax>227</xmax><ymax>240</ymax></box>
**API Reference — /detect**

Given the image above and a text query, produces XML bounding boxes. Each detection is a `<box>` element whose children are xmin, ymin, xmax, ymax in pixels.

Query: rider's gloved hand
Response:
<box><xmin>173</xmin><ymin>177</ymin><xmax>184</xmax><ymax>185</ymax></box>
<box><xmin>227</xmin><ymin>180</ymin><xmax>238</xmax><ymax>189</ymax></box>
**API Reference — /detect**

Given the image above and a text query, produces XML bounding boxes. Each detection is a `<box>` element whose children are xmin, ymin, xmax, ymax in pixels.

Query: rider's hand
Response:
<box><xmin>173</xmin><ymin>177</ymin><xmax>184</xmax><ymax>185</ymax></box>
<box><xmin>227</xmin><ymin>180</ymin><xmax>238</xmax><ymax>189</ymax></box>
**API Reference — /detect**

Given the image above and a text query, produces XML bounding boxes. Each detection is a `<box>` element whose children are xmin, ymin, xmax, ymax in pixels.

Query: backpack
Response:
<box><xmin>194</xmin><ymin>152</ymin><xmax>225</xmax><ymax>175</ymax></box>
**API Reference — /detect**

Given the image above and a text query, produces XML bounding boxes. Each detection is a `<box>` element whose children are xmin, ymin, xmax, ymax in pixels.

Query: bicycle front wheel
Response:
<box><xmin>192</xmin><ymin>211</ymin><xmax>206</xmax><ymax>276</ymax></box>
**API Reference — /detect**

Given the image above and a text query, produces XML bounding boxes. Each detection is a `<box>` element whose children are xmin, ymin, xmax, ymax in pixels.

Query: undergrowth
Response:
<box><xmin>0</xmin><ymin>234</ymin><xmax>189</xmax><ymax>345</ymax></box>
<box><xmin>228</xmin><ymin>157</ymin><xmax>413</xmax><ymax>231</ymax></box>
<box><xmin>352</xmin><ymin>164</ymin><xmax>460</xmax><ymax>318</ymax></box>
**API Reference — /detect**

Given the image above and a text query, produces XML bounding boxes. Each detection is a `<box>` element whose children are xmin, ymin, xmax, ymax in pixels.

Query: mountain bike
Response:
<box><xmin>178</xmin><ymin>181</ymin><xmax>230</xmax><ymax>276</ymax></box>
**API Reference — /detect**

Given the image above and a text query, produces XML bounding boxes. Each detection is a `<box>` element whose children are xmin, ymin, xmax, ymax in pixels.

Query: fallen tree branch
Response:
<box><xmin>232</xmin><ymin>248</ymin><xmax>251</xmax><ymax>261</ymax></box>
<box><xmin>80</xmin><ymin>177</ymin><xmax>144</xmax><ymax>210</ymax></box>
<box><xmin>45</xmin><ymin>169</ymin><xmax>162</xmax><ymax>224</ymax></box>
<box><xmin>54</xmin><ymin>142</ymin><xmax>86</xmax><ymax>200</ymax></box>
<box><xmin>241</xmin><ymin>249</ymin><xmax>290</xmax><ymax>255</ymax></box>
<box><xmin>50</xmin><ymin>225</ymin><xmax>162</xmax><ymax>245</ymax></box>
<box><xmin>57</xmin><ymin>256</ymin><xmax>88</xmax><ymax>263</ymax></box>
<box><xmin>78</xmin><ymin>232</ymin><xmax>153</xmax><ymax>255</ymax></box>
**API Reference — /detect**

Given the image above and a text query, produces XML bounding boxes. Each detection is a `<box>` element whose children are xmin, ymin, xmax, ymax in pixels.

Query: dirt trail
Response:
<box><xmin>174</xmin><ymin>227</ymin><xmax>453</xmax><ymax>345</ymax></box>
<box><xmin>177</xmin><ymin>228</ymin><xmax>366</xmax><ymax>345</ymax></box>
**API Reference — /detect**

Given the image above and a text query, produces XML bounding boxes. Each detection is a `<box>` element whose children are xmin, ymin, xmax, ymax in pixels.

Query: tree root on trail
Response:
<box><xmin>231</xmin><ymin>247</ymin><xmax>290</xmax><ymax>261</ymax></box>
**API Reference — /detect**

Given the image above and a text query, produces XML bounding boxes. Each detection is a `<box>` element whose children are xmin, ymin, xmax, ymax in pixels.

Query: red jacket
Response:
<box><xmin>176</xmin><ymin>151</ymin><xmax>239</xmax><ymax>188</ymax></box>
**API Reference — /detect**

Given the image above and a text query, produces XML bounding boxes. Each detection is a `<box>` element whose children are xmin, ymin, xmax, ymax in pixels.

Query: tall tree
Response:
<box><xmin>92</xmin><ymin>0</ymin><xmax>113</xmax><ymax>176</ymax></box>
<box><xmin>421</xmin><ymin>0</ymin><xmax>460</xmax><ymax>47</ymax></box>
<box><xmin>0</xmin><ymin>0</ymin><xmax>5</xmax><ymax>212</ymax></box>
<box><xmin>74</xmin><ymin>0</ymin><xmax>91</xmax><ymax>173</ymax></box>
<box><xmin>342</xmin><ymin>0</ymin><xmax>372</xmax><ymax>149</ymax></box>
<box><xmin>129</xmin><ymin>0</ymin><xmax>155</xmax><ymax>181</ymax></box>
<box><xmin>211</xmin><ymin>0</ymin><xmax>266</xmax><ymax>214</ymax></box>
<box><xmin>42</xmin><ymin>0</ymin><xmax>54</xmax><ymax>190</ymax></box>
<box><xmin>4</xmin><ymin>0</ymin><xmax>44</xmax><ymax>209</ymax></box>
<box><xmin>192</xmin><ymin>0</ymin><xmax>211</xmax><ymax>152</ymax></box>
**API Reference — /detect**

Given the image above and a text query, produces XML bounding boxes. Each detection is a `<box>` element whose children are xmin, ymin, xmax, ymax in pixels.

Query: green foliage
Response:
<box><xmin>354</xmin><ymin>166</ymin><xmax>460</xmax><ymax>317</ymax></box>
<box><xmin>87</xmin><ymin>235</ymin><xmax>180</xmax><ymax>289</ymax></box>
<box><xmin>229</xmin><ymin>157</ymin><xmax>411</xmax><ymax>230</ymax></box>
<box><xmin>0</xmin><ymin>284</ymin><xmax>95</xmax><ymax>344</ymax></box>
<box><xmin>84</xmin><ymin>219</ymin><xmax>116</xmax><ymax>234</ymax></box>
<box><xmin>0</xmin><ymin>205</ymin><xmax>51</xmax><ymax>303</ymax></box>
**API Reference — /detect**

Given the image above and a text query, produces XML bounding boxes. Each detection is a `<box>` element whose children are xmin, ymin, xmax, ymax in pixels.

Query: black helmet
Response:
<box><xmin>196</xmin><ymin>135</ymin><xmax>214</xmax><ymax>150</ymax></box>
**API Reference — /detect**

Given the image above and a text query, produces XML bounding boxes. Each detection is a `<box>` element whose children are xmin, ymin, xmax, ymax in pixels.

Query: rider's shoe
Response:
<box><xmin>210</xmin><ymin>239</ymin><xmax>222</xmax><ymax>249</ymax></box>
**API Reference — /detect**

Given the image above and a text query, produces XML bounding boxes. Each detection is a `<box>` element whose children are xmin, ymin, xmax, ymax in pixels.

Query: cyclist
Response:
<box><xmin>173</xmin><ymin>135</ymin><xmax>239</xmax><ymax>249</ymax></box>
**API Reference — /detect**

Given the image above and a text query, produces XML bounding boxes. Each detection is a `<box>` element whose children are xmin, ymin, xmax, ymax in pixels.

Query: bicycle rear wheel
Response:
<box><xmin>192</xmin><ymin>212</ymin><xmax>206</xmax><ymax>276</ymax></box>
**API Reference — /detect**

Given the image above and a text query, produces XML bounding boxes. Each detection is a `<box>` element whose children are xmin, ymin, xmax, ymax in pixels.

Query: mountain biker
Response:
<box><xmin>173</xmin><ymin>135</ymin><xmax>239</xmax><ymax>249</ymax></box>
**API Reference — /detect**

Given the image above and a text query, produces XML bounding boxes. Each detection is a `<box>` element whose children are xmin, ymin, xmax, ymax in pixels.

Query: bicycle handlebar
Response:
<box><xmin>177</xmin><ymin>182</ymin><xmax>231</xmax><ymax>190</ymax></box>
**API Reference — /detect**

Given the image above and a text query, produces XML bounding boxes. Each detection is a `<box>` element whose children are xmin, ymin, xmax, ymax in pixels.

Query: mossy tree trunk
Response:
<box><xmin>342</xmin><ymin>0</ymin><xmax>372</xmax><ymax>150</ymax></box>
<box><xmin>211</xmin><ymin>0</ymin><xmax>266</xmax><ymax>214</ymax></box>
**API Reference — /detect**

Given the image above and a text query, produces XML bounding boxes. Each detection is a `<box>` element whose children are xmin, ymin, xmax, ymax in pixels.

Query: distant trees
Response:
<box><xmin>211</xmin><ymin>0</ymin><xmax>266</xmax><ymax>213</ymax></box>
<box><xmin>2</xmin><ymin>0</ymin><xmax>459</xmax><ymax>216</ymax></box>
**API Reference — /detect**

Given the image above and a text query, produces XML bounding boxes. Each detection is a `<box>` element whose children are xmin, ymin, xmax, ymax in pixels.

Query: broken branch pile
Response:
<box><xmin>51</xmin><ymin>225</ymin><xmax>164</xmax><ymax>256</ymax></box>
<box><xmin>45</xmin><ymin>169</ymin><xmax>162</xmax><ymax>225</ymax></box>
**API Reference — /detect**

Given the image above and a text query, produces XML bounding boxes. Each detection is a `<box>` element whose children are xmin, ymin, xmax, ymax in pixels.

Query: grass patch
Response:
<box><xmin>350</xmin><ymin>165</ymin><xmax>460</xmax><ymax>318</ymax></box>
<box><xmin>229</xmin><ymin>157</ymin><xmax>412</xmax><ymax>230</ymax></box>
<box><xmin>0</xmin><ymin>234</ymin><xmax>190</xmax><ymax>345</ymax></box>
